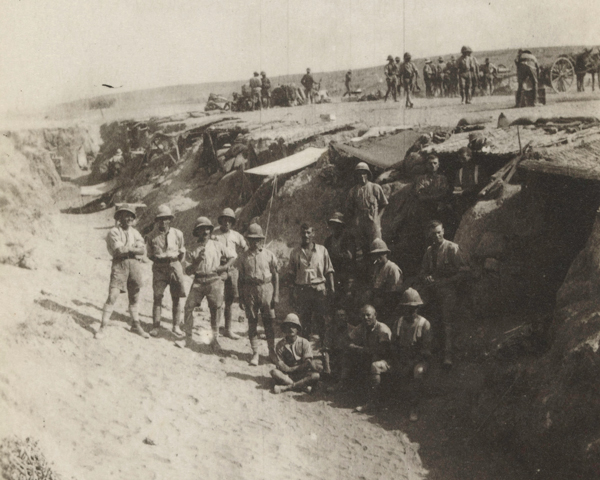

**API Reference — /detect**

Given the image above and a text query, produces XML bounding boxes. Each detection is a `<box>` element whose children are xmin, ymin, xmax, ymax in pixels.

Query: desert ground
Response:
<box><xmin>2</xmin><ymin>87</ymin><xmax>600</xmax><ymax>480</ymax></box>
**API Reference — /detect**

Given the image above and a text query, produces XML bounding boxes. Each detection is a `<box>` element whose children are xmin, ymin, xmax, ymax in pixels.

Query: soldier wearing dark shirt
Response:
<box><xmin>301</xmin><ymin>68</ymin><xmax>316</xmax><ymax>104</ymax></box>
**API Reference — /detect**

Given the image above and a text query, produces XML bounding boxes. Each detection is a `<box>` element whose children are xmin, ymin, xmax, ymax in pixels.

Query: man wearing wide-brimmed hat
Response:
<box><xmin>237</xmin><ymin>223</ymin><xmax>279</xmax><ymax>366</ymax></box>
<box><xmin>270</xmin><ymin>314</ymin><xmax>320</xmax><ymax>394</ymax></box>
<box><xmin>96</xmin><ymin>204</ymin><xmax>148</xmax><ymax>340</ymax></box>
<box><xmin>375</xmin><ymin>288</ymin><xmax>432</xmax><ymax>421</ymax></box>
<box><xmin>346</xmin><ymin>162</ymin><xmax>388</xmax><ymax>258</ymax></box>
<box><xmin>324</xmin><ymin>212</ymin><xmax>355</xmax><ymax>307</ymax></box>
<box><xmin>367</xmin><ymin>238</ymin><xmax>404</xmax><ymax>326</ymax></box>
<box><xmin>146</xmin><ymin>205</ymin><xmax>186</xmax><ymax>338</ymax></box>
<box><xmin>457</xmin><ymin>46</ymin><xmax>476</xmax><ymax>104</ymax></box>
<box><xmin>178</xmin><ymin>216</ymin><xmax>236</xmax><ymax>352</ymax></box>
<box><xmin>213</xmin><ymin>208</ymin><xmax>248</xmax><ymax>340</ymax></box>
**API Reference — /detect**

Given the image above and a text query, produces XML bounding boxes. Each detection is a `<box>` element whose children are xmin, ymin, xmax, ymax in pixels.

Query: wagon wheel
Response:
<box><xmin>550</xmin><ymin>57</ymin><xmax>575</xmax><ymax>93</ymax></box>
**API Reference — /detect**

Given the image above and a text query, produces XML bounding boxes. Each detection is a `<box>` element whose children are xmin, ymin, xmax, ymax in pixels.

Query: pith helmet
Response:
<box><xmin>253</xmin><ymin>71</ymin><xmax>259</xmax><ymax>76</ymax></box>
<box><xmin>218</xmin><ymin>207</ymin><xmax>236</xmax><ymax>224</ymax></box>
<box><xmin>404</xmin><ymin>52</ymin><xmax>412</xmax><ymax>61</ymax></box>
<box><xmin>245</xmin><ymin>223</ymin><xmax>265</xmax><ymax>239</ymax></box>
<box><xmin>328</xmin><ymin>212</ymin><xmax>345</xmax><ymax>225</ymax></box>
<box><xmin>114</xmin><ymin>203</ymin><xmax>136</xmax><ymax>220</ymax></box>
<box><xmin>438</xmin><ymin>56</ymin><xmax>444</xmax><ymax>62</ymax></box>
<box><xmin>387</xmin><ymin>55</ymin><xmax>394</xmax><ymax>61</ymax></box>
<box><xmin>155</xmin><ymin>204</ymin><xmax>174</xmax><ymax>220</ymax></box>
<box><xmin>193</xmin><ymin>216</ymin><xmax>214</xmax><ymax>235</ymax></box>
<box><xmin>369</xmin><ymin>238</ymin><xmax>390</xmax><ymax>254</ymax></box>
<box><xmin>282</xmin><ymin>313</ymin><xmax>302</xmax><ymax>331</ymax></box>
<box><xmin>461</xmin><ymin>46</ymin><xmax>472</xmax><ymax>54</ymax></box>
<box><xmin>425</xmin><ymin>58</ymin><xmax>432</xmax><ymax>64</ymax></box>
<box><xmin>400</xmin><ymin>288</ymin><xmax>424</xmax><ymax>306</ymax></box>
<box><xmin>395</xmin><ymin>56</ymin><xmax>401</xmax><ymax>62</ymax></box>
<box><xmin>354</xmin><ymin>161</ymin><xmax>372</xmax><ymax>178</ymax></box>
<box><xmin>260</xmin><ymin>71</ymin><xmax>266</xmax><ymax>76</ymax></box>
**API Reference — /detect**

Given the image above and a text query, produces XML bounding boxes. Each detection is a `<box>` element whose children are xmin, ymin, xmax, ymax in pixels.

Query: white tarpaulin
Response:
<box><xmin>245</xmin><ymin>147</ymin><xmax>327</xmax><ymax>176</ymax></box>
<box><xmin>80</xmin><ymin>179</ymin><xmax>118</xmax><ymax>196</ymax></box>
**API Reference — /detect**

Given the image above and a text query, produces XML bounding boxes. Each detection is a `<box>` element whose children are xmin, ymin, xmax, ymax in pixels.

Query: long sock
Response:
<box><xmin>100</xmin><ymin>304</ymin><xmax>114</xmax><ymax>328</ymax></box>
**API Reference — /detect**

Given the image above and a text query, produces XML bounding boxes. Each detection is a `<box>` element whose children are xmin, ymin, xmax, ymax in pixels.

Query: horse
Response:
<box><xmin>573</xmin><ymin>48</ymin><xmax>600</xmax><ymax>92</ymax></box>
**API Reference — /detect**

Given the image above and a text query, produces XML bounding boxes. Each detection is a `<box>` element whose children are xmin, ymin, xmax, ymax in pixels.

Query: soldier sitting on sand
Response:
<box><xmin>271</xmin><ymin>314</ymin><xmax>321</xmax><ymax>394</ymax></box>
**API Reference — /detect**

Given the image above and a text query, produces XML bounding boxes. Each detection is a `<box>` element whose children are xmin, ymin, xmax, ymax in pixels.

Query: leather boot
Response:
<box><xmin>150</xmin><ymin>305</ymin><xmax>162</xmax><ymax>337</ymax></box>
<box><xmin>223</xmin><ymin>306</ymin><xmax>240</xmax><ymax>340</ymax></box>
<box><xmin>172</xmin><ymin>303</ymin><xmax>184</xmax><ymax>337</ymax></box>
<box><xmin>131</xmin><ymin>321</ymin><xmax>150</xmax><ymax>339</ymax></box>
<box><xmin>249</xmin><ymin>338</ymin><xmax>260</xmax><ymax>366</ymax></box>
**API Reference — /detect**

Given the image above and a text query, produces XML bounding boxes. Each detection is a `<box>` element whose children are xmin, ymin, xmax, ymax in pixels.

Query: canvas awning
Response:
<box><xmin>245</xmin><ymin>147</ymin><xmax>326</xmax><ymax>176</ymax></box>
<box><xmin>331</xmin><ymin>129</ymin><xmax>421</xmax><ymax>170</ymax></box>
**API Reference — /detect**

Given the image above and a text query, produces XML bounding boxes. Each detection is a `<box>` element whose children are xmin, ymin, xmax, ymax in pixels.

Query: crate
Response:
<box><xmin>515</xmin><ymin>87</ymin><xmax>546</xmax><ymax>107</ymax></box>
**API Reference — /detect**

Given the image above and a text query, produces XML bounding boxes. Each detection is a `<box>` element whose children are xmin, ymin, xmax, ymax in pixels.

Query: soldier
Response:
<box><xmin>324</xmin><ymin>212</ymin><xmax>354</xmax><ymax>307</ymax></box>
<box><xmin>398</xmin><ymin>52</ymin><xmax>419</xmax><ymax>108</ymax></box>
<box><xmin>367</xmin><ymin>238</ymin><xmax>403</xmax><ymax>327</ymax></box>
<box><xmin>237</xmin><ymin>224</ymin><xmax>279</xmax><ymax>366</ymax></box>
<box><xmin>457</xmin><ymin>46</ymin><xmax>476</xmax><ymax>104</ymax></box>
<box><xmin>436</xmin><ymin>57</ymin><xmax>446</xmax><ymax>97</ymax></box>
<box><xmin>288</xmin><ymin>223</ymin><xmax>335</xmax><ymax>341</ymax></box>
<box><xmin>395</xmin><ymin>56</ymin><xmax>403</xmax><ymax>96</ymax></box>
<box><xmin>260</xmin><ymin>71</ymin><xmax>271</xmax><ymax>108</ymax></box>
<box><xmin>270</xmin><ymin>314</ymin><xmax>321</xmax><ymax>394</ymax></box>
<box><xmin>418</xmin><ymin>220</ymin><xmax>469</xmax><ymax>367</ymax></box>
<box><xmin>249</xmin><ymin>72</ymin><xmax>262</xmax><ymax>111</ymax></box>
<box><xmin>301</xmin><ymin>68</ymin><xmax>316</xmax><ymax>104</ymax></box>
<box><xmin>96</xmin><ymin>204</ymin><xmax>148</xmax><ymax>340</ymax></box>
<box><xmin>146</xmin><ymin>205</ymin><xmax>186</xmax><ymax>338</ymax></box>
<box><xmin>445</xmin><ymin>56</ymin><xmax>458</xmax><ymax>97</ymax></box>
<box><xmin>515</xmin><ymin>49</ymin><xmax>540</xmax><ymax>107</ymax></box>
<box><xmin>480</xmin><ymin>58</ymin><xmax>498</xmax><ymax>95</ymax></box>
<box><xmin>343</xmin><ymin>70</ymin><xmax>352</xmax><ymax>97</ymax></box>
<box><xmin>178</xmin><ymin>216</ymin><xmax>236</xmax><ymax>352</ymax></box>
<box><xmin>384</xmin><ymin>55</ymin><xmax>398</xmax><ymax>102</ymax></box>
<box><xmin>342</xmin><ymin>305</ymin><xmax>392</xmax><ymax>413</ymax></box>
<box><xmin>385</xmin><ymin>288</ymin><xmax>432</xmax><ymax>422</ymax></box>
<box><xmin>413</xmin><ymin>154</ymin><xmax>450</xmax><ymax>224</ymax></box>
<box><xmin>423</xmin><ymin>59</ymin><xmax>435</xmax><ymax>98</ymax></box>
<box><xmin>213</xmin><ymin>208</ymin><xmax>247</xmax><ymax>340</ymax></box>
<box><xmin>346</xmin><ymin>162</ymin><xmax>389</xmax><ymax>258</ymax></box>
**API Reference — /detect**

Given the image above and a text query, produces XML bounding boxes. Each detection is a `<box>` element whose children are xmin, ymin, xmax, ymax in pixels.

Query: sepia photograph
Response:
<box><xmin>0</xmin><ymin>0</ymin><xmax>599</xmax><ymax>478</ymax></box>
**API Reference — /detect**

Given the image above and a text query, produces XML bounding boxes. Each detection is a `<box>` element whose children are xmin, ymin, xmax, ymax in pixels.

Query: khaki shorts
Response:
<box><xmin>185</xmin><ymin>278</ymin><xmax>224</xmax><ymax>313</ymax></box>
<box><xmin>152</xmin><ymin>261</ymin><xmax>186</xmax><ymax>298</ymax></box>
<box><xmin>109</xmin><ymin>258</ymin><xmax>143</xmax><ymax>293</ymax></box>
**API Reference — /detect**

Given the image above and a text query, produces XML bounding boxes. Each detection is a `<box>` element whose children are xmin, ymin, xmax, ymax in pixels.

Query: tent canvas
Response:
<box><xmin>331</xmin><ymin>129</ymin><xmax>421</xmax><ymax>169</ymax></box>
<box><xmin>245</xmin><ymin>147</ymin><xmax>326</xmax><ymax>176</ymax></box>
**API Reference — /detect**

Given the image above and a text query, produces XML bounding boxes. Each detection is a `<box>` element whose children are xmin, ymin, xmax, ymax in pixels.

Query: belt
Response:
<box><xmin>194</xmin><ymin>273</ymin><xmax>220</xmax><ymax>284</ymax></box>
<box><xmin>295</xmin><ymin>282</ymin><xmax>325</xmax><ymax>289</ymax></box>
<box><xmin>246</xmin><ymin>277</ymin><xmax>272</xmax><ymax>286</ymax></box>
<box><xmin>114</xmin><ymin>253</ymin><xmax>139</xmax><ymax>261</ymax></box>
<box><xmin>154</xmin><ymin>257</ymin><xmax>179</xmax><ymax>264</ymax></box>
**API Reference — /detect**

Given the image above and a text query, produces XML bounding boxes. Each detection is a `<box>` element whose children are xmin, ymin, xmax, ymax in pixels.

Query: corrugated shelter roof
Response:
<box><xmin>331</xmin><ymin>129</ymin><xmax>422</xmax><ymax>169</ymax></box>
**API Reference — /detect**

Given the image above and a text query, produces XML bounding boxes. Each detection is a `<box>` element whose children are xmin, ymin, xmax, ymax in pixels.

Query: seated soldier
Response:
<box><xmin>270</xmin><ymin>314</ymin><xmax>321</xmax><ymax>394</ymax></box>
<box><xmin>374</xmin><ymin>288</ymin><xmax>431</xmax><ymax>422</ymax></box>
<box><xmin>322</xmin><ymin>308</ymin><xmax>353</xmax><ymax>378</ymax></box>
<box><xmin>333</xmin><ymin>305</ymin><xmax>392</xmax><ymax>412</ymax></box>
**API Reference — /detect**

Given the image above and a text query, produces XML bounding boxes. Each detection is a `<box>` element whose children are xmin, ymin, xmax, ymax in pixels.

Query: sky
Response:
<box><xmin>1</xmin><ymin>0</ymin><xmax>598</xmax><ymax>113</ymax></box>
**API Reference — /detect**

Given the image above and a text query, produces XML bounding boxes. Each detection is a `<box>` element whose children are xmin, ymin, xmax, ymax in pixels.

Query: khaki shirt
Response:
<box><xmin>349</xmin><ymin>321</ymin><xmax>391</xmax><ymax>360</ymax></box>
<box><xmin>384</xmin><ymin>62</ymin><xmax>398</xmax><ymax>79</ymax></box>
<box><xmin>275</xmin><ymin>336</ymin><xmax>313</xmax><ymax>368</ymax></box>
<box><xmin>346</xmin><ymin>181</ymin><xmax>389</xmax><ymax>223</ymax></box>
<box><xmin>186</xmin><ymin>239</ymin><xmax>234</xmax><ymax>277</ymax></box>
<box><xmin>421</xmin><ymin>239</ymin><xmax>469</xmax><ymax>280</ymax></box>
<box><xmin>289</xmin><ymin>243</ymin><xmax>334</xmax><ymax>286</ymax></box>
<box><xmin>399</xmin><ymin>61</ymin><xmax>418</xmax><ymax>80</ymax></box>
<box><xmin>391</xmin><ymin>315</ymin><xmax>432</xmax><ymax>361</ymax></box>
<box><xmin>372</xmin><ymin>259</ymin><xmax>403</xmax><ymax>292</ymax></box>
<box><xmin>237</xmin><ymin>248</ymin><xmax>279</xmax><ymax>284</ymax></box>
<box><xmin>146</xmin><ymin>227</ymin><xmax>185</xmax><ymax>260</ymax></box>
<box><xmin>213</xmin><ymin>228</ymin><xmax>247</xmax><ymax>258</ymax></box>
<box><xmin>106</xmin><ymin>226</ymin><xmax>145</xmax><ymax>259</ymax></box>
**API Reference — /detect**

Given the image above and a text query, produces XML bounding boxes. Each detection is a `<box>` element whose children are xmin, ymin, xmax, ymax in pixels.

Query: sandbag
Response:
<box><xmin>457</xmin><ymin>115</ymin><xmax>492</xmax><ymax>127</ymax></box>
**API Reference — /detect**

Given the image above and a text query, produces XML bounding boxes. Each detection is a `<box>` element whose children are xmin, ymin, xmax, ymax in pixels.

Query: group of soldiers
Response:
<box><xmin>247</xmin><ymin>71</ymin><xmax>272</xmax><ymax>110</ymax></box>
<box><xmin>380</xmin><ymin>47</ymin><xmax>501</xmax><ymax>106</ymax></box>
<box><xmin>96</xmin><ymin>157</ymin><xmax>470</xmax><ymax>421</ymax></box>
